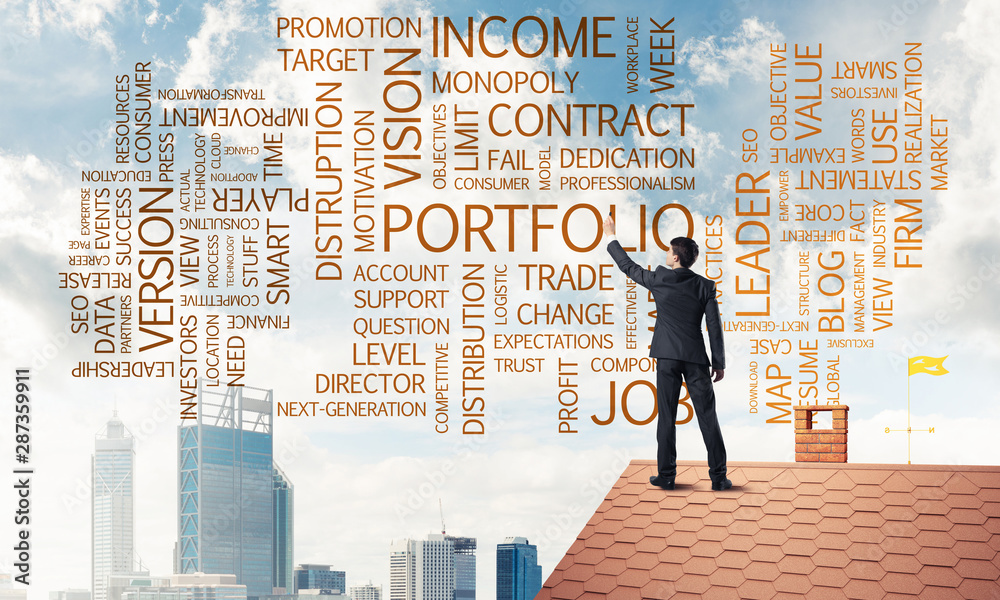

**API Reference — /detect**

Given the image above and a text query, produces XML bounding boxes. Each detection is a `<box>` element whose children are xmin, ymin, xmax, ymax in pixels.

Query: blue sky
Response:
<box><xmin>2</xmin><ymin>0</ymin><xmax>1000</xmax><ymax>597</ymax></box>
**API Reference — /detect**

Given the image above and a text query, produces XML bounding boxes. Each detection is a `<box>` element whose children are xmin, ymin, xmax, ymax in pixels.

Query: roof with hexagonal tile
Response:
<box><xmin>537</xmin><ymin>460</ymin><xmax>1000</xmax><ymax>600</ymax></box>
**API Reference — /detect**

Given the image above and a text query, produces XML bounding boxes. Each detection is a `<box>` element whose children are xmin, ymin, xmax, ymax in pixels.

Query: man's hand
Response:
<box><xmin>603</xmin><ymin>215</ymin><xmax>616</xmax><ymax>238</ymax></box>
<box><xmin>712</xmin><ymin>369</ymin><xmax>725</xmax><ymax>382</ymax></box>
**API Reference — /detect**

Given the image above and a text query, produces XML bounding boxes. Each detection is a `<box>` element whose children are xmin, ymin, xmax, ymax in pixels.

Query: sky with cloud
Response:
<box><xmin>2</xmin><ymin>0</ymin><xmax>1000</xmax><ymax>598</ymax></box>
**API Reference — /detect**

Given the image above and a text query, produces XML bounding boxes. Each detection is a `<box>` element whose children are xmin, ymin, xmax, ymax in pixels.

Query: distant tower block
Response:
<box><xmin>794</xmin><ymin>405</ymin><xmax>848</xmax><ymax>462</ymax></box>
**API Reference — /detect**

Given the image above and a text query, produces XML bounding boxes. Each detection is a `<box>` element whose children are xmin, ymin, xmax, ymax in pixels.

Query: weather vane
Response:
<box><xmin>884</xmin><ymin>355</ymin><xmax>947</xmax><ymax>464</ymax></box>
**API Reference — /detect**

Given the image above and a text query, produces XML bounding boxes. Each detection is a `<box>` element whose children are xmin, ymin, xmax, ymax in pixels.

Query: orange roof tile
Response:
<box><xmin>537</xmin><ymin>460</ymin><xmax>1000</xmax><ymax>599</ymax></box>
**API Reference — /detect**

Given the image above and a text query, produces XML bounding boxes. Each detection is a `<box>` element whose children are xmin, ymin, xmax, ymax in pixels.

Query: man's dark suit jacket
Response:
<box><xmin>608</xmin><ymin>240</ymin><xmax>725</xmax><ymax>370</ymax></box>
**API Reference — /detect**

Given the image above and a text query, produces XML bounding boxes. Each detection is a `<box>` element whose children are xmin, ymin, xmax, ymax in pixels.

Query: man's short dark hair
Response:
<box><xmin>670</xmin><ymin>237</ymin><xmax>699</xmax><ymax>268</ymax></box>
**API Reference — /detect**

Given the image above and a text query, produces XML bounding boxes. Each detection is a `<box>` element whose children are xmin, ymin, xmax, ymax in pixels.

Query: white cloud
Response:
<box><xmin>0</xmin><ymin>152</ymin><xmax>79</xmax><ymax>252</ymax></box>
<box><xmin>4</xmin><ymin>0</ymin><xmax>125</xmax><ymax>54</ymax></box>
<box><xmin>875</xmin><ymin>0</ymin><xmax>1000</xmax><ymax>340</ymax></box>
<box><xmin>679</xmin><ymin>17</ymin><xmax>784</xmax><ymax>87</ymax></box>
<box><xmin>175</xmin><ymin>0</ymin><xmax>259</xmax><ymax>89</ymax></box>
<box><xmin>144</xmin><ymin>0</ymin><xmax>160</xmax><ymax>26</ymax></box>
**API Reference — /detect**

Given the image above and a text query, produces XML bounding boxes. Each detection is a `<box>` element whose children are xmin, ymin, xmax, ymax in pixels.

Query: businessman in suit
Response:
<box><xmin>603</xmin><ymin>215</ymin><xmax>731</xmax><ymax>491</ymax></box>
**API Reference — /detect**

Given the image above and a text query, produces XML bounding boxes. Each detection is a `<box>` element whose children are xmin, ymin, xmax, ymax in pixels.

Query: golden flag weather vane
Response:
<box><xmin>908</xmin><ymin>355</ymin><xmax>950</xmax><ymax>376</ymax></box>
<box><xmin>886</xmin><ymin>355</ymin><xmax>948</xmax><ymax>464</ymax></box>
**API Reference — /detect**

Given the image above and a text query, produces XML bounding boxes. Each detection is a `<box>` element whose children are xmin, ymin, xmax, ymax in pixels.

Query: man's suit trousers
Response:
<box><xmin>656</xmin><ymin>358</ymin><xmax>728</xmax><ymax>482</ymax></box>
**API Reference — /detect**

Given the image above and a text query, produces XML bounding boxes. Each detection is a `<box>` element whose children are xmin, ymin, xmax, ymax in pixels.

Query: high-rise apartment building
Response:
<box><xmin>93</xmin><ymin>411</ymin><xmax>137</xmax><ymax>600</ymax></box>
<box><xmin>496</xmin><ymin>538</ymin><xmax>541</xmax><ymax>600</ymax></box>
<box><xmin>388</xmin><ymin>540</ymin><xmax>414</xmax><ymax>600</ymax></box>
<box><xmin>177</xmin><ymin>383</ymin><xmax>274</xmax><ymax>597</ymax></box>
<box><xmin>273</xmin><ymin>466</ymin><xmax>294</xmax><ymax>593</ymax></box>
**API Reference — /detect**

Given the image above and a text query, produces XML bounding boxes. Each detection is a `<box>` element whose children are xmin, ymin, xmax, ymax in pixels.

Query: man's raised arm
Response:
<box><xmin>604</xmin><ymin>215</ymin><xmax>654</xmax><ymax>289</ymax></box>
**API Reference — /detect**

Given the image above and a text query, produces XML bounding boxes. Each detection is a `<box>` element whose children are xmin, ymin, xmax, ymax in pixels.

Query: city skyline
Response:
<box><xmin>80</xmin><ymin>391</ymin><xmax>545</xmax><ymax>600</ymax></box>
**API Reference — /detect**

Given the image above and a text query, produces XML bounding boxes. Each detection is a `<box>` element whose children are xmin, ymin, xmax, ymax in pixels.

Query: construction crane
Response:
<box><xmin>439</xmin><ymin>498</ymin><xmax>446</xmax><ymax>535</ymax></box>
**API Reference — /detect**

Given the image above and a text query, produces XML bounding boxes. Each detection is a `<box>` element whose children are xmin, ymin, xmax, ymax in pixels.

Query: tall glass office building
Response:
<box><xmin>496</xmin><ymin>538</ymin><xmax>541</xmax><ymax>600</ymax></box>
<box><xmin>177</xmin><ymin>383</ymin><xmax>274</xmax><ymax>597</ymax></box>
<box><xmin>93</xmin><ymin>411</ymin><xmax>137</xmax><ymax>600</ymax></box>
<box><xmin>447</xmin><ymin>536</ymin><xmax>476</xmax><ymax>600</ymax></box>
<box><xmin>272</xmin><ymin>466</ymin><xmax>294</xmax><ymax>593</ymax></box>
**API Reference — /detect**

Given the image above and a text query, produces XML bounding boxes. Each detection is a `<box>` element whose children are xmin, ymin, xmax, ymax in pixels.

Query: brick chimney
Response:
<box><xmin>794</xmin><ymin>404</ymin><xmax>848</xmax><ymax>462</ymax></box>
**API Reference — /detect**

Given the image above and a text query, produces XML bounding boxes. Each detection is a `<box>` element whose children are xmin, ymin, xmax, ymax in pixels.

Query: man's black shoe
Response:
<box><xmin>711</xmin><ymin>478</ymin><xmax>733</xmax><ymax>491</ymax></box>
<box><xmin>649</xmin><ymin>476</ymin><xmax>675</xmax><ymax>490</ymax></box>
